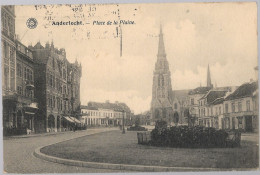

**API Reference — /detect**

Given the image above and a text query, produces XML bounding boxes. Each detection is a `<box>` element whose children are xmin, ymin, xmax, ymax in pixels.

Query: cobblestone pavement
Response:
<box><xmin>3</xmin><ymin>128</ymin><xmax>125</xmax><ymax>173</ymax></box>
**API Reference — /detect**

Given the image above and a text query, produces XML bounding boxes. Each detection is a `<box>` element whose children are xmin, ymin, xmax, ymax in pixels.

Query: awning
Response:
<box><xmin>25</xmin><ymin>111</ymin><xmax>35</xmax><ymax>115</ymax></box>
<box><xmin>63</xmin><ymin>116</ymin><xmax>75</xmax><ymax>123</ymax></box>
<box><xmin>69</xmin><ymin>117</ymin><xmax>81</xmax><ymax>124</ymax></box>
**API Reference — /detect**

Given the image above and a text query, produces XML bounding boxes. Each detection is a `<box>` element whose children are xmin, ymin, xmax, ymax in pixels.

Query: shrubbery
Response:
<box><xmin>150</xmin><ymin>123</ymin><xmax>236</xmax><ymax>148</ymax></box>
<box><xmin>127</xmin><ymin>125</ymin><xmax>147</xmax><ymax>131</ymax></box>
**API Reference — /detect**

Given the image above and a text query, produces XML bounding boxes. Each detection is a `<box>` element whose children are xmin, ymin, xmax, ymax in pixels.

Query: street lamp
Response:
<box><xmin>122</xmin><ymin>110</ymin><xmax>125</xmax><ymax>134</ymax></box>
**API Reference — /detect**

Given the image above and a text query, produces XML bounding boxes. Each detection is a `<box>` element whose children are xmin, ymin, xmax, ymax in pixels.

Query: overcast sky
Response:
<box><xmin>15</xmin><ymin>2</ymin><xmax>257</xmax><ymax>114</ymax></box>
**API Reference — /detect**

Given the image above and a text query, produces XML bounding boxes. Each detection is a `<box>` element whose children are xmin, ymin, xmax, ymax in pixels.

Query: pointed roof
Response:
<box><xmin>157</xmin><ymin>24</ymin><xmax>166</xmax><ymax>58</ymax></box>
<box><xmin>207</xmin><ymin>64</ymin><xmax>212</xmax><ymax>88</ymax></box>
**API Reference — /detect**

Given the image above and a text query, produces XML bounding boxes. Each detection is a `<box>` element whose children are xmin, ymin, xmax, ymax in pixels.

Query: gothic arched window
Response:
<box><xmin>162</xmin><ymin>76</ymin><xmax>164</xmax><ymax>86</ymax></box>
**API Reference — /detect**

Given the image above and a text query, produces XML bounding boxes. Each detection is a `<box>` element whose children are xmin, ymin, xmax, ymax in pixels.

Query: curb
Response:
<box><xmin>34</xmin><ymin>147</ymin><xmax>215</xmax><ymax>172</ymax></box>
<box><xmin>33</xmin><ymin>138</ymin><xmax>248</xmax><ymax>172</ymax></box>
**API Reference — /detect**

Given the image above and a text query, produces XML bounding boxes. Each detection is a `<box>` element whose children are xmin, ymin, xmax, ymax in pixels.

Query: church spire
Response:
<box><xmin>207</xmin><ymin>64</ymin><xmax>213</xmax><ymax>88</ymax></box>
<box><xmin>157</xmin><ymin>24</ymin><xmax>166</xmax><ymax>58</ymax></box>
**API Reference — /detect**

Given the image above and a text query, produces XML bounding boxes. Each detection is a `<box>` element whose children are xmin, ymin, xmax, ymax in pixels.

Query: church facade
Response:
<box><xmin>150</xmin><ymin>26</ymin><xmax>183</xmax><ymax>125</ymax></box>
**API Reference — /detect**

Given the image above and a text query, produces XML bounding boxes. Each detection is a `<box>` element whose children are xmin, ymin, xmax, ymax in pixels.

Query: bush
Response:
<box><xmin>150</xmin><ymin>125</ymin><xmax>235</xmax><ymax>148</ymax></box>
<box><xmin>127</xmin><ymin>126</ymin><xmax>147</xmax><ymax>131</ymax></box>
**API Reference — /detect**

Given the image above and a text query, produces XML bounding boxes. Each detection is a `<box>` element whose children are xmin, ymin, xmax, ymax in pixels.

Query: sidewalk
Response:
<box><xmin>3</xmin><ymin>127</ymin><xmax>121</xmax><ymax>140</ymax></box>
<box><xmin>3</xmin><ymin>130</ymin><xmax>83</xmax><ymax>140</ymax></box>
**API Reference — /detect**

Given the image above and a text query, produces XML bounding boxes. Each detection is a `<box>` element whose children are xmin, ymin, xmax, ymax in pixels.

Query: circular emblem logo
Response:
<box><xmin>26</xmin><ymin>18</ymin><xmax>38</xmax><ymax>29</ymax></box>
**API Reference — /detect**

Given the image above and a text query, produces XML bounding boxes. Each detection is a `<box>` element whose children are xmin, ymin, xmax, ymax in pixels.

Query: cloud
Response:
<box><xmin>15</xmin><ymin>3</ymin><xmax>257</xmax><ymax>114</ymax></box>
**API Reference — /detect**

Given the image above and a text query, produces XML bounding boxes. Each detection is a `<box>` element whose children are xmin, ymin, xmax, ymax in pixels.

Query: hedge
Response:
<box><xmin>150</xmin><ymin>125</ymin><xmax>234</xmax><ymax>148</ymax></box>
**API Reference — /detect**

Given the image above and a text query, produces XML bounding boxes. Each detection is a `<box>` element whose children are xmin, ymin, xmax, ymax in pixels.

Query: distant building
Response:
<box><xmin>80</xmin><ymin>101</ymin><xmax>132</xmax><ymax>127</ymax></box>
<box><xmin>198</xmin><ymin>90</ymin><xmax>228</xmax><ymax>127</ymax></box>
<box><xmin>31</xmin><ymin>41</ymin><xmax>82</xmax><ymax>133</ymax></box>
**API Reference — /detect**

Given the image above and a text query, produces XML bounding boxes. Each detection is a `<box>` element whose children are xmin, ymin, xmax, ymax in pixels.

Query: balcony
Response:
<box><xmin>24</xmin><ymin>102</ymin><xmax>38</xmax><ymax>115</ymax></box>
<box><xmin>25</xmin><ymin>80</ymin><xmax>34</xmax><ymax>90</ymax></box>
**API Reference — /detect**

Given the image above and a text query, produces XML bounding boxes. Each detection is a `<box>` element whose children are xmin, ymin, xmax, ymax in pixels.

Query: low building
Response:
<box><xmin>80</xmin><ymin>101</ymin><xmax>132</xmax><ymax>127</ymax></box>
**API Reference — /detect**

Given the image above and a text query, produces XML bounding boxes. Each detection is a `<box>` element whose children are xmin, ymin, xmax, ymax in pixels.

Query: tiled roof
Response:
<box><xmin>225</xmin><ymin>81</ymin><xmax>258</xmax><ymax>101</ymax></box>
<box><xmin>209</xmin><ymin>97</ymin><xmax>224</xmax><ymax>105</ymax></box>
<box><xmin>80</xmin><ymin>105</ymin><xmax>98</xmax><ymax>110</ymax></box>
<box><xmin>201</xmin><ymin>90</ymin><xmax>227</xmax><ymax>104</ymax></box>
<box><xmin>188</xmin><ymin>86</ymin><xmax>212</xmax><ymax>95</ymax></box>
<box><xmin>87</xmin><ymin>101</ymin><xmax>131</xmax><ymax>112</ymax></box>
<box><xmin>171</xmin><ymin>89</ymin><xmax>190</xmax><ymax>101</ymax></box>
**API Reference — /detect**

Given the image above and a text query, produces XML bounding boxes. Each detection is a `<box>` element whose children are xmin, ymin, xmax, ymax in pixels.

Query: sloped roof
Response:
<box><xmin>80</xmin><ymin>105</ymin><xmax>98</xmax><ymax>110</ymax></box>
<box><xmin>87</xmin><ymin>101</ymin><xmax>131</xmax><ymax>112</ymax></box>
<box><xmin>188</xmin><ymin>86</ymin><xmax>212</xmax><ymax>95</ymax></box>
<box><xmin>201</xmin><ymin>90</ymin><xmax>227</xmax><ymax>104</ymax></box>
<box><xmin>172</xmin><ymin>89</ymin><xmax>190</xmax><ymax>101</ymax></box>
<box><xmin>209</xmin><ymin>97</ymin><xmax>224</xmax><ymax>105</ymax></box>
<box><xmin>225</xmin><ymin>81</ymin><xmax>258</xmax><ymax>101</ymax></box>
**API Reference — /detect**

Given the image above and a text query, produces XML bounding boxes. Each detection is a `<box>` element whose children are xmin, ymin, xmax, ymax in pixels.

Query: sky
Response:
<box><xmin>15</xmin><ymin>2</ymin><xmax>258</xmax><ymax>114</ymax></box>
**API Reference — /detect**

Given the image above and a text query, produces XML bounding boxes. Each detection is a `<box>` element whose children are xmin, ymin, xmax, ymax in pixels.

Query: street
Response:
<box><xmin>3</xmin><ymin>128</ymin><xmax>124</xmax><ymax>173</ymax></box>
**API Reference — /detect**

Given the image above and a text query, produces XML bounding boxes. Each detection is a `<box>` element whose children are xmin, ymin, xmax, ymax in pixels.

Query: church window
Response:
<box><xmin>161</xmin><ymin>76</ymin><xmax>164</xmax><ymax>86</ymax></box>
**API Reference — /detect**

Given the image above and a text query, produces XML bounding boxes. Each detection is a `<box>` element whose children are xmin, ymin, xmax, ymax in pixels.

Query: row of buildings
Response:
<box><xmin>80</xmin><ymin>101</ymin><xmax>133</xmax><ymax>127</ymax></box>
<box><xmin>2</xmin><ymin>6</ymin><xmax>82</xmax><ymax>134</ymax></box>
<box><xmin>150</xmin><ymin>25</ymin><xmax>259</xmax><ymax>132</ymax></box>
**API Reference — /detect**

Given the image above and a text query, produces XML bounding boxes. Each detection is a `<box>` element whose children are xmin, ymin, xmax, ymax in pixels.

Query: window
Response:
<box><xmin>3</xmin><ymin>41</ymin><xmax>9</xmax><ymax>59</ymax></box>
<box><xmin>232</xmin><ymin>103</ymin><xmax>235</xmax><ymax>113</ymax></box>
<box><xmin>246</xmin><ymin>100</ymin><xmax>250</xmax><ymax>111</ymax></box>
<box><xmin>225</xmin><ymin>104</ymin><xmax>228</xmax><ymax>113</ymax></box>
<box><xmin>53</xmin><ymin>96</ymin><xmax>56</xmax><ymax>108</ymax></box>
<box><xmin>24</xmin><ymin>67</ymin><xmax>27</xmax><ymax>80</ymax></box>
<box><xmin>174</xmin><ymin>103</ymin><xmax>177</xmax><ymax>109</ymax></box>
<box><xmin>219</xmin><ymin>106</ymin><xmax>221</xmax><ymax>114</ymax></box>
<box><xmin>161</xmin><ymin>76</ymin><xmax>164</xmax><ymax>86</ymax></box>
<box><xmin>17</xmin><ymin>86</ymin><xmax>22</xmax><ymax>95</ymax></box>
<box><xmin>17</xmin><ymin>63</ymin><xmax>22</xmax><ymax>77</ymax></box>
<box><xmin>191</xmin><ymin>98</ymin><xmax>194</xmax><ymax>105</ymax></box>
<box><xmin>4</xmin><ymin>66</ymin><xmax>9</xmax><ymax>89</ymax></box>
<box><xmin>10</xmin><ymin>68</ymin><xmax>15</xmax><ymax>91</ymax></box>
<box><xmin>10</xmin><ymin>46</ymin><xmax>15</xmax><ymax>62</ymax></box>
<box><xmin>29</xmin><ymin>69</ymin><xmax>33</xmax><ymax>81</ymax></box>
<box><xmin>238</xmin><ymin>102</ymin><xmax>242</xmax><ymax>112</ymax></box>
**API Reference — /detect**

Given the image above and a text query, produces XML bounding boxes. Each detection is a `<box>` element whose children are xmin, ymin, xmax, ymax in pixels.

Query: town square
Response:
<box><xmin>1</xmin><ymin>2</ymin><xmax>259</xmax><ymax>173</ymax></box>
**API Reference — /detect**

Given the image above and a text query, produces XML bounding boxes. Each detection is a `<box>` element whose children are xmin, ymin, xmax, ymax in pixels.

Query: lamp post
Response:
<box><xmin>122</xmin><ymin>110</ymin><xmax>125</xmax><ymax>134</ymax></box>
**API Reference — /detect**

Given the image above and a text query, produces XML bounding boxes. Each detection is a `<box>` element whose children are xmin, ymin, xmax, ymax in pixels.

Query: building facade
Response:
<box><xmin>31</xmin><ymin>41</ymin><xmax>82</xmax><ymax>133</ymax></box>
<box><xmin>2</xmin><ymin>6</ymin><xmax>39</xmax><ymax>135</ymax></box>
<box><xmin>80</xmin><ymin>101</ymin><xmax>132</xmax><ymax>127</ymax></box>
<box><xmin>2</xmin><ymin>6</ymin><xmax>17</xmax><ymax>128</ymax></box>
<box><xmin>223</xmin><ymin>81</ymin><xmax>258</xmax><ymax>132</ymax></box>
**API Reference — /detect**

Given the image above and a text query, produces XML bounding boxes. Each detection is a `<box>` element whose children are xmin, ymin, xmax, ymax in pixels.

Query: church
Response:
<box><xmin>150</xmin><ymin>26</ymin><xmax>190</xmax><ymax>125</ymax></box>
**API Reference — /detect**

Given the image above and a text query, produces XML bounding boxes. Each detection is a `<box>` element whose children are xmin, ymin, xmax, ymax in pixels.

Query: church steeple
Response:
<box><xmin>151</xmin><ymin>25</ymin><xmax>174</xmax><ymax>124</ymax></box>
<box><xmin>157</xmin><ymin>24</ymin><xmax>166</xmax><ymax>58</ymax></box>
<box><xmin>207</xmin><ymin>64</ymin><xmax>213</xmax><ymax>88</ymax></box>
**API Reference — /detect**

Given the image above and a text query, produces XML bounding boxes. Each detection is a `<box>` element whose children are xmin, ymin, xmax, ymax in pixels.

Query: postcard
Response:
<box><xmin>1</xmin><ymin>1</ymin><xmax>259</xmax><ymax>173</ymax></box>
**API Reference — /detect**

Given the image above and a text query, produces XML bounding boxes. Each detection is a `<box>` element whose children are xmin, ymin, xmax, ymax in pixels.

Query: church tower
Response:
<box><xmin>151</xmin><ymin>25</ymin><xmax>173</xmax><ymax>123</ymax></box>
<box><xmin>207</xmin><ymin>64</ymin><xmax>213</xmax><ymax>88</ymax></box>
